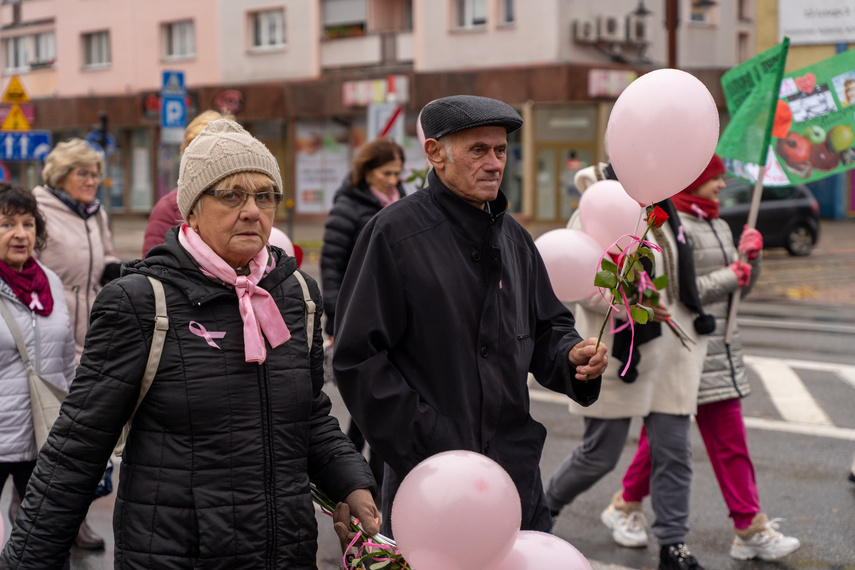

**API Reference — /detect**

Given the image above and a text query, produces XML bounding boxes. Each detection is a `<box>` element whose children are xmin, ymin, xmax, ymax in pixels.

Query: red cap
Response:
<box><xmin>683</xmin><ymin>154</ymin><xmax>725</xmax><ymax>194</ymax></box>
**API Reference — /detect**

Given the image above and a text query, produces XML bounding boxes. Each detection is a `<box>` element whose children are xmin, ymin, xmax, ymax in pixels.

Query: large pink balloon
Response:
<box><xmin>606</xmin><ymin>68</ymin><xmax>719</xmax><ymax>206</ymax></box>
<box><xmin>578</xmin><ymin>180</ymin><xmax>643</xmax><ymax>253</ymax></box>
<box><xmin>267</xmin><ymin>227</ymin><xmax>295</xmax><ymax>257</ymax></box>
<box><xmin>535</xmin><ymin>229</ymin><xmax>604</xmax><ymax>302</ymax></box>
<box><xmin>494</xmin><ymin>531</ymin><xmax>593</xmax><ymax>570</ymax></box>
<box><xmin>392</xmin><ymin>451</ymin><xmax>521</xmax><ymax>570</ymax></box>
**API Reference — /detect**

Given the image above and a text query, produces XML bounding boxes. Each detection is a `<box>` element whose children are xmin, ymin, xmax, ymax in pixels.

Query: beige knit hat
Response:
<box><xmin>177</xmin><ymin>119</ymin><xmax>283</xmax><ymax>219</ymax></box>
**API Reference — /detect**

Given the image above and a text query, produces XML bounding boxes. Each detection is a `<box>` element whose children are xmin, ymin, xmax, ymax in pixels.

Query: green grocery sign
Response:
<box><xmin>720</xmin><ymin>47</ymin><xmax>855</xmax><ymax>186</ymax></box>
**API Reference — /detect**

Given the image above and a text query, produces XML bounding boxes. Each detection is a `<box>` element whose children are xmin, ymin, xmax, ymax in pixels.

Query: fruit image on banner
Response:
<box><xmin>720</xmin><ymin>45</ymin><xmax>855</xmax><ymax>186</ymax></box>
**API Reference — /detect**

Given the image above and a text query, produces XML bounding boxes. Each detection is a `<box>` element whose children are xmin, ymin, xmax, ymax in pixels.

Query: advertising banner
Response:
<box><xmin>295</xmin><ymin>121</ymin><xmax>350</xmax><ymax>214</ymax></box>
<box><xmin>778</xmin><ymin>0</ymin><xmax>855</xmax><ymax>46</ymax></box>
<box><xmin>719</xmin><ymin>45</ymin><xmax>855</xmax><ymax>186</ymax></box>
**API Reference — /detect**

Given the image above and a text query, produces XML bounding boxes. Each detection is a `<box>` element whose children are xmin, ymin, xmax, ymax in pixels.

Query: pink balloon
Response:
<box><xmin>535</xmin><ymin>229</ymin><xmax>604</xmax><ymax>302</ymax></box>
<box><xmin>267</xmin><ymin>227</ymin><xmax>295</xmax><ymax>257</ymax></box>
<box><xmin>606</xmin><ymin>68</ymin><xmax>719</xmax><ymax>206</ymax></box>
<box><xmin>416</xmin><ymin>109</ymin><xmax>426</xmax><ymax>148</ymax></box>
<box><xmin>392</xmin><ymin>451</ymin><xmax>521</xmax><ymax>570</ymax></box>
<box><xmin>494</xmin><ymin>531</ymin><xmax>593</xmax><ymax>570</ymax></box>
<box><xmin>578</xmin><ymin>180</ymin><xmax>644</xmax><ymax>254</ymax></box>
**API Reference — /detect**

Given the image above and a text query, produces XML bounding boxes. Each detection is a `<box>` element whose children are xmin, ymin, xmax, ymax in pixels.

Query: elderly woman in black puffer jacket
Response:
<box><xmin>1</xmin><ymin>120</ymin><xmax>378</xmax><ymax>570</ymax></box>
<box><xmin>320</xmin><ymin>137</ymin><xmax>407</xmax><ymax>500</ymax></box>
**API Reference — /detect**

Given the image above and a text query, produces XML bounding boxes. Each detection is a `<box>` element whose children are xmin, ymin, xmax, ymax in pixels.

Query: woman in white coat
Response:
<box><xmin>0</xmin><ymin>183</ymin><xmax>75</xmax><ymax>525</ymax></box>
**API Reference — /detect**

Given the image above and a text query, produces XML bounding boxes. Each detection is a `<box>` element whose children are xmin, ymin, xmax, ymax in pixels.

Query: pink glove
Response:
<box><xmin>738</xmin><ymin>226</ymin><xmax>763</xmax><ymax>260</ymax></box>
<box><xmin>729</xmin><ymin>261</ymin><xmax>752</xmax><ymax>288</ymax></box>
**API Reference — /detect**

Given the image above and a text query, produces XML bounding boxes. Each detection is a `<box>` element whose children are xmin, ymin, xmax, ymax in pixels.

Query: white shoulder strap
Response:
<box><xmin>134</xmin><ymin>276</ymin><xmax>168</xmax><ymax>417</ymax></box>
<box><xmin>292</xmin><ymin>271</ymin><xmax>315</xmax><ymax>351</ymax></box>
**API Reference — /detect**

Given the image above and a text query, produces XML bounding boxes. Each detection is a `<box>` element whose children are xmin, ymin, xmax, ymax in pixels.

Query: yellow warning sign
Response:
<box><xmin>2</xmin><ymin>76</ymin><xmax>29</xmax><ymax>104</ymax></box>
<box><xmin>2</xmin><ymin>103</ymin><xmax>31</xmax><ymax>130</ymax></box>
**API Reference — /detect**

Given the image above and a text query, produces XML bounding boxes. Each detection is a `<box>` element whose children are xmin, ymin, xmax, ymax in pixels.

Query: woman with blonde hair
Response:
<box><xmin>32</xmin><ymin>137</ymin><xmax>120</xmax><ymax>549</ymax></box>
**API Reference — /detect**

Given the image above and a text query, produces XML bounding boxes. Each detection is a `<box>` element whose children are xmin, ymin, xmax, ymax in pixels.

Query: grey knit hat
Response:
<box><xmin>177</xmin><ymin>119</ymin><xmax>283</xmax><ymax>219</ymax></box>
<box><xmin>420</xmin><ymin>95</ymin><xmax>523</xmax><ymax>140</ymax></box>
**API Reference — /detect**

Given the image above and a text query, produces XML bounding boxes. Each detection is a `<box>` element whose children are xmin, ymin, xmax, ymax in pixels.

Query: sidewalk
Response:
<box><xmin>110</xmin><ymin>216</ymin><xmax>855</xmax><ymax>307</ymax></box>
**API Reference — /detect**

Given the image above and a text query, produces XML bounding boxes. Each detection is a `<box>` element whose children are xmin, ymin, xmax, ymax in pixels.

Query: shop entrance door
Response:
<box><xmin>535</xmin><ymin>145</ymin><xmax>594</xmax><ymax>223</ymax></box>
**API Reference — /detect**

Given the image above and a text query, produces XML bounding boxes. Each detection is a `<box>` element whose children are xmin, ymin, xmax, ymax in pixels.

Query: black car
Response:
<box><xmin>718</xmin><ymin>178</ymin><xmax>821</xmax><ymax>256</ymax></box>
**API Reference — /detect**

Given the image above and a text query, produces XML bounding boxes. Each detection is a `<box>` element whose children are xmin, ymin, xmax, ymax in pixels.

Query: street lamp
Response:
<box><xmin>633</xmin><ymin>0</ymin><xmax>652</xmax><ymax>17</ymax></box>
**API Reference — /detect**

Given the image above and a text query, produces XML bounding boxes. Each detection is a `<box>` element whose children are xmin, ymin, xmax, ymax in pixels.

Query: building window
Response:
<box><xmin>252</xmin><ymin>9</ymin><xmax>286</xmax><ymax>49</ymax></box>
<box><xmin>322</xmin><ymin>0</ymin><xmax>366</xmax><ymax>39</ymax></box>
<box><xmin>738</xmin><ymin>0</ymin><xmax>753</xmax><ymax>21</ymax></box>
<box><xmin>163</xmin><ymin>20</ymin><xmax>195</xmax><ymax>59</ymax></box>
<box><xmin>737</xmin><ymin>31</ymin><xmax>751</xmax><ymax>63</ymax></box>
<box><xmin>500</xmin><ymin>0</ymin><xmax>514</xmax><ymax>25</ymax></box>
<box><xmin>83</xmin><ymin>30</ymin><xmax>110</xmax><ymax>68</ymax></box>
<box><xmin>32</xmin><ymin>32</ymin><xmax>56</xmax><ymax>67</ymax></box>
<box><xmin>3</xmin><ymin>35</ymin><xmax>29</xmax><ymax>72</ymax></box>
<box><xmin>456</xmin><ymin>0</ymin><xmax>487</xmax><ymax>29</ymax></box>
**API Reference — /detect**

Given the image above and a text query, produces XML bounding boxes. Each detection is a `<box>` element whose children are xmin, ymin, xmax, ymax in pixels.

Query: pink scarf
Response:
<box><xmin>369</xmin><ymin>185</ymin><xmax>401</xmax><ymax>208</ymax></box>
<box><xmin>178</xmin><ymin>224</ymin><xmax>291</xmax><ymax>363</ymax></box>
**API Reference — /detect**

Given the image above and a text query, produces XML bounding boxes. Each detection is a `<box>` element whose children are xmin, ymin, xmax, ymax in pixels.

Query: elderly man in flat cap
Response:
<box><xmin>333</xmin><ymin>95</ymin><xmax>608</xmax><ymax>534</ymax></box>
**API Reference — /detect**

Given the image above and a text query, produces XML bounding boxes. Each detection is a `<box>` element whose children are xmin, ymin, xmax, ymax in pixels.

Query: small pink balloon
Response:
<box><xmin>392</xmin><ymin>450</ymin><xmax>521</xmax><ymax>570</ymax></box>
<box><xmin>606</xmin><ymin>68</ymin><xmax>719</xmax><ymax>206</ymax></box>
<box><xmin>578</xmin><ymin>180</ymin><xmax>643</xmax><ymax>254</ymax></box>
<box><xmin>416</xmin><ymin>109</ymin><xmax>426</xmax><ymax>148</ymax></box>
<box><xmin>494</xmin><ymin>531</ymin><xmax>593</xmax><ymax>570</ymax></box>
<box><xmin>267</xmin><ymin>227</ymin><xmax>295</xmax><ymax>257</ymax></box>
<box><xmin>535</xmin><ymin>229</ymin><xmax>604</xmax><ymax>302</ymax></box>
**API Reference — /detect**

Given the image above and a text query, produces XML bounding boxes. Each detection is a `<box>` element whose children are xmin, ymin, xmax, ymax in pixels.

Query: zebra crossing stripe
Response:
<box><xmin>743</xmin><ymin>355</ymin><xmax>834</xmax><ymax>426</ymax></box>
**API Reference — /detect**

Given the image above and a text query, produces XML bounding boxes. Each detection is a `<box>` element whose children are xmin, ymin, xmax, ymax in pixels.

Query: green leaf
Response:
<box><xmin>626</xmin><ymin>268</ymin><xmax>636</xmax><ymax>282</ymax></box>
<box><xmin>630</xmin><ymin>304</ymin><xmax>653</xmax><ymax>324</ymax></box>
<box><xmin>595</xmin><ymin>270</ymin><xmax>617</xmax><ymax>288</ymax></box>
<box><xmin>601</xmin><ymin>258</ymin><xmax>618</xmax><ymax>273</ymax></box>
<box><xmin>652</xmin><ymin>275</ymin><xmax>669</xmax><ymax>289</ymax></box>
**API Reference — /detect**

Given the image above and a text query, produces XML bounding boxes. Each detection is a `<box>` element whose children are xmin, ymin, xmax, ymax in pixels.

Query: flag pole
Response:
<box><xmin>724</xmin><ymin>38</ymin><xmax>789</xmax><ymax>344</ymax></box>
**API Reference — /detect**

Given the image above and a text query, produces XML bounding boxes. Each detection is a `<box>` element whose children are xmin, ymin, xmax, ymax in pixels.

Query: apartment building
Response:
<box><xmin>0</xmin><ymin>0</ymin><xmax>755</xmax><ymax>226</ymax></box>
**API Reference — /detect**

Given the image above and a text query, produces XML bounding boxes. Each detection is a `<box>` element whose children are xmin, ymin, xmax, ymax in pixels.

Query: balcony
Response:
<box><xmin>321</xmin><ymin>30</ymin><xmax>413</xmax><ymax>71</ymax></box>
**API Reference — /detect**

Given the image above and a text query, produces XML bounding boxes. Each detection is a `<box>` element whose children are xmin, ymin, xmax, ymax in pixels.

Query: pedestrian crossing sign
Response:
<box><xmin>2</xmin><ymin>76</ymin><xmax>29</xmax><ymax>104</ymax></box>
<box><xmin>1</xmin><ymin>103</ymin><xmax>30</xmax><ymax>130</ymax></box>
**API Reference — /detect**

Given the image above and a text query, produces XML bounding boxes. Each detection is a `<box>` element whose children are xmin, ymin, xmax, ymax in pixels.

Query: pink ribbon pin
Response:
<box><xmin>189</xmin><ymin>321</ymin><xmax>226</xmax><ymax>349</ymax></box>
<box><xmin>676</xmin><ymin>226</ymin><xmax>686</xmax><ymax>244</ymax></box>
<box><xmin>28</xmin><ymin>292</ymin><xmax>43</xmax><ymax>311</ymax></box>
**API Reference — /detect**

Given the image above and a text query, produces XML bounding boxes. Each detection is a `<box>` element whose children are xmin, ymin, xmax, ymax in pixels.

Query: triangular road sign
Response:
<box><xmin>2</xmin><ymin>103</ymin><xmax>31</xmax><ymax>130</ymax></box>
<box><xmin>2</xmin><ymin>76</ymin><xmax>29</xmax><ymax>104</ymax></box>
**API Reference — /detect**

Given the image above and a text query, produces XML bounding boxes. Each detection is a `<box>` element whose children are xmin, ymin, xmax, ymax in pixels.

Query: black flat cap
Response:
<box><xmin>420</xmin><ymin>95</ymin><xmax>523</xmax><ymax>140</ymax></box>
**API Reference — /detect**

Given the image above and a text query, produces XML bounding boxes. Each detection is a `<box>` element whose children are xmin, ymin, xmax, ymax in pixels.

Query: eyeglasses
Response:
<box><xmin>75</xmin><ymin>169</ymin><xmax>101</xmax><ymax>181</ymax></box>
<box><xmin>202</xmin><ymin>189</ymin><xmax>282</xmax><ymax>209</ymax></box>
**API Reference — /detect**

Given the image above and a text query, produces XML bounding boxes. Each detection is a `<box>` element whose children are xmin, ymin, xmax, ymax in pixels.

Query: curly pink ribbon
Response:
<box><xmin>596</xmin><ymin>233</ymin><xmax>662</xmax><ymax>377</ymax></box>
<box><xmin>189</xmin><ymin>321</ymin><xmax>226</xmax><ymax>349</ymax></box>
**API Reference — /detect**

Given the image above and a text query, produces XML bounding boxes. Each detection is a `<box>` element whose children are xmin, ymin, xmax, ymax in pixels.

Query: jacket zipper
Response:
<box><xmin>258</xmin><ymin>362</ymin><xmax>277</xmax><ymax>567</ymax></box>
<box><xmin>85</xmin><ymin>218</ymin><xmax>94</xmax><ymax>334</ymax></box>
<box><xmin>708</xmin><ymin>220</ymin><xmax>745</xmax><ymax>397</ymax></box>
<box><xmin>31</xmin><ymin>311</ymin><xmax>40</xmax><ymax>375</ymax></box>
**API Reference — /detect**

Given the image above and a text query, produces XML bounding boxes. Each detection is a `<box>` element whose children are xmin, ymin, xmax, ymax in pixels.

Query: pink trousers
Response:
<box><xmin>621</xmin><ymin>398</ymin><xmax>760</xmax><ymax>530</ymax></box>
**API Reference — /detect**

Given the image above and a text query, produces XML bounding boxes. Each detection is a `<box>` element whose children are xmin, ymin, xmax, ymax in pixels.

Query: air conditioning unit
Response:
<box><xmin>572</xmin><ymin>19</ymin><xmax>597</xmax><ymax>44</ymax></box>
<box><xmin>597</xmin><ymin>15</ymin><xmax>625</xmax><ymax>43</ymax></box>
<box><xmin>626</xmin><ymin>14</ymin><xmax>649</xmax><ymax>43</ymax></box>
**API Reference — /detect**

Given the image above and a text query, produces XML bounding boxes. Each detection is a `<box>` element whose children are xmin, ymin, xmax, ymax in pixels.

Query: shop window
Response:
<box><xmin>32</xmin><ymin>32</ymin><xmax>56</xmax><ymax>67</ymax></box>
<box><xmin>322</xmin><ymin>0</ymin><xmax>366</xmax><ymax>39</ymax></box>
<box><xmin>455</xmin><ymin>0</ymin><xmax>487</xmax><ymax>29</ymax></box>
<box><xmin>3</xmin><ymin>35</ymin><xmax>29</xmax><ymax>72</ymax></box>
<box><xmin>163</xmin><ymin>20</ymin><xmax>195</xmax><ymax>60</ymax></box>
<box><xmin>83</xmin><ymin>30</ymin><xmax>110</xmax><ymax>69</ymax></box>
<box><xmin>252</xmin><ymin>8</ymin><xmax>286</xmax><ymax>49</ymax></box>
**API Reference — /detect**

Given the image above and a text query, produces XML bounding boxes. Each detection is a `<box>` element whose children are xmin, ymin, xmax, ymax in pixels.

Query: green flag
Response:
<box><xmin>717</xmin><ymin>39</ymin><xmax>789</xmax><ymax>177</ymax></box>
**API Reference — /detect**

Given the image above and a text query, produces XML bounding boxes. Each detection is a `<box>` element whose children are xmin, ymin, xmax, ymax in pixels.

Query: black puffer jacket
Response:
<box><xmin>0</xmin><ymin>228</ymin><xmax>375</xmax><ymax>569</ymax></box>
<box><xmin>320</xmin><ymin>177</ymin><xmax>407</xmax><ymax>336</ymax></box>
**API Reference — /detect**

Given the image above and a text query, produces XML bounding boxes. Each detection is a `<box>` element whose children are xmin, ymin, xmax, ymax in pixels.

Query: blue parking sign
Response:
<box><xmin>161</xmin><ymin>71</ymin><xmax>186</xmax><ymax>144</ymax></box>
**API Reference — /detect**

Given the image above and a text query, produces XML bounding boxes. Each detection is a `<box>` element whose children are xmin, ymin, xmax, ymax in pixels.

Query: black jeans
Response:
<box><xmin>0</xmin><ymin>460</ymin><xmax>36</xmax><ymax>498</ymax></box>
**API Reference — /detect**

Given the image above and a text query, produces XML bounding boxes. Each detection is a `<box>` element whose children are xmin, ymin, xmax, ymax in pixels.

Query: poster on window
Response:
<box><xmin>295</xmin><ymin>121</ymin><xmax>351</xmax><ymax>214</ymax></box>
<box><xmin>778</xmin><ymin>0</ymin><xmax>855</xmax><ymax>45</ymax></box>
<box><xmin>722</xmin><ymin>47</ymin><xmax>855</xmax><ymax>186</ymax></box>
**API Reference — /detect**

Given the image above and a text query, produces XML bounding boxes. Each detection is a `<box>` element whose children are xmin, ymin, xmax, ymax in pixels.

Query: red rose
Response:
<box><xmin>647</xmin><ymin>206</ymin><xmax>669</xmax><ymax>228</ymax></box>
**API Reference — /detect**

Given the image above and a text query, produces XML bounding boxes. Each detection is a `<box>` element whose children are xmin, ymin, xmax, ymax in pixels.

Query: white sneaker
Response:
<box><xmin>600</xmin><ymin>502</ymin><xmax>649</xmax><ymax>547</ymax></box>
<box><xmin>730</xmin><ymin>517</ymin><xmax>801</xmax><ymax>560</ymax></box>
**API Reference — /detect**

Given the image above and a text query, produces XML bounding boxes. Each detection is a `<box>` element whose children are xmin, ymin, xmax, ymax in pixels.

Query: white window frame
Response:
<box><xmin>32</xmin><ymin>31</ymin><xmax>56</xmax><ymax>66</ymax></box>
<box><xmin>251</xmin><ymin>8</ymin><xmax>286</xmax><ymax>50</ymax></box>
<box><xmin>82</xmin><ymin>30</ymin><xmax>110</xmax><ymax>69</ymax></box>
<box><xmin>162</xmin><ymin>20</ymin><xmax>195</xmax><ymax>60</ymax></box>
<box><xmin>499</xmin><ymin>0</ymin><xmax>514</xmax><ymax>26</ymax></box>
<box><xmin>3</xmin><ymin>35</ymin><xmax>29</xmax><ymax>73</ymax></box>
<box><xmin>455</xmin><ymin>0</ymin><xmax>487</xmax><ymax>30</ymax></box>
